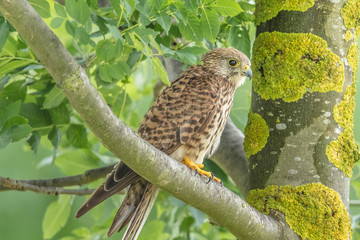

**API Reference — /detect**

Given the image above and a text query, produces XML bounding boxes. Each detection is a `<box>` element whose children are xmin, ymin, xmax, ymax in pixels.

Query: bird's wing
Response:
<box><xmin>76</xmin><ymin>162</ymin><xmax>141</xmax><ymax>218</ymax></box>
<box><xmin>138</xmin><ymin>65</ymin><xmax>220</xmax><ymax>155</ymax></box>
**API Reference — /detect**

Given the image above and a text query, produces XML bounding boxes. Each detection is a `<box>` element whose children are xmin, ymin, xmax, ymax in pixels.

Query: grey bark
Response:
<box><xmin>252</xmin><ymin>0</ymin><xmax>351</xmax><ymax>208</ymax></box>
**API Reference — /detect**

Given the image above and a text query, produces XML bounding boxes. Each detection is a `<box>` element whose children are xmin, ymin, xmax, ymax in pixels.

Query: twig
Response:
<box><xmin>0</xmin><ymin>165</ymin><xmax>114</xmax><ymax>191</ymax></box>
<box><xmin>0</xmin><ymin>176</ymin><xmax>94</xmax><ymax>195</ymax></box>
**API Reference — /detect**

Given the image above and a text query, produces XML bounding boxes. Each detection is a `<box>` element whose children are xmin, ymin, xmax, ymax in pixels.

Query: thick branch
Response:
<box><xmin>0</xmin><ymin>176</ymin><xmax>93</xmax><ymax>195</ymax></box>
<box><xmin>0</xmin><ymin>165</ymin><xmax>114</xmax><ymax>191</ymax></box>
<box><xmin>0</xmin><ymin>1</ymin><xmax>297</xmax><ymax>239</ymax></box>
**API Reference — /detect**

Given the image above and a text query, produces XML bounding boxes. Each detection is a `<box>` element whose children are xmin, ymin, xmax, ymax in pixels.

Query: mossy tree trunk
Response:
<box><xmin>244</xmin><ymin>0</ymin><xmax>359</xmax><ymax>239</ymax></box>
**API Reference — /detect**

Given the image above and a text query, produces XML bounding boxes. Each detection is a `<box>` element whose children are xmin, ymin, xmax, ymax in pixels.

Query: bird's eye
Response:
<box><xmin>228</xmin><ymin>59</ymin><xmax>238</xmax><ymax>67</ymax></box>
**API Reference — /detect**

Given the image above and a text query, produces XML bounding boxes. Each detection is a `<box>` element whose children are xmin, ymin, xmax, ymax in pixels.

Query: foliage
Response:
<box><xmin>0</xmin><ymin>0</ymin><xmax>255</xmax><ymax>239</ymax></box>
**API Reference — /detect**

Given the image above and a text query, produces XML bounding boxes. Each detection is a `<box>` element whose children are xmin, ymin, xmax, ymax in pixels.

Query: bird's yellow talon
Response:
<box><xmin>182</xmin><ymin>157</ymin><xmax>221</xmax><ymax>183</ymax></box>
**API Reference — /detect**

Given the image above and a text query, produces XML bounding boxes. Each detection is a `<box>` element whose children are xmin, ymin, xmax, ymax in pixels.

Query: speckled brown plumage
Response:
<box><xmin>76</xmin><ymin>48</ymin><xmax>252</xmax><ymax>240</ymax></box>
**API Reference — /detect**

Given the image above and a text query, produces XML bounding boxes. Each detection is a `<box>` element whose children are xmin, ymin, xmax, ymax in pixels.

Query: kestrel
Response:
<box><xmin>76</xmin><ymin>48</ymin><xmax>252</xmax><ymax>239</ymax></box>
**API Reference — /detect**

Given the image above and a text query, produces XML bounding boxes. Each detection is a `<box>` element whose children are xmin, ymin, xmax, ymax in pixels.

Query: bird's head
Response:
<box><xmin>201</xmin><ymin>48</ymin><xmax>252</xmax><ymax>88</ymax></box>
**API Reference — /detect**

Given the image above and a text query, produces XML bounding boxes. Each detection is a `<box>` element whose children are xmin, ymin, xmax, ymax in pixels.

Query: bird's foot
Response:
<box><xmin>181</xmin><ymin>157</ymin><xmax>221</xmax><ymax>184</ymax></box>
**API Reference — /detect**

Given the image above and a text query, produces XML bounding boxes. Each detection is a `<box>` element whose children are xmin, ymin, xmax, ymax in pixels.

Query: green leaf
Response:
<box><xmin>8</xmin><ymin>124</ymin><xmax>32</xmax><ymax>142</ymax></box>
<box><xmin>66</xmin><ymin>124</ymin><xmax>88</xmax><ymax>148</ymax></box>
<box><xmin>77</xmin><ymin>26</ymin><xmax>91</xmax><ymax>46</ymax></box>
<box><xmin>20</xmin><ymin>103</ymin><xmax>52</xmax><ymax>128</ymax></box>
<box><xmin>43</xmin><ymin>87</ymin><xmax>66</xmax><ymax>109</ymax></box>
<box><xmin>211</xmin><ymin>0</ymin><xmax>242</xmax><ymax>17</ymax></box>
<box><xmin>65</xmin><ymin>0</ymin><xmax>91</xmax><ymax>25</ymax></box>
<box><xmin>1</xmin><ymin>80</ymin><xmax>27</xmax><ymax>102</ymax></box>
<box><xmin>90</xmin><ymin>14</ymin><xmax>109</xmax><ymax>36</ymax></box>
<box><xmin>238</xmin><ymin>12</ymin><xmax>255</xmax><ymax>22</ymax></box>
<box><xmin>0</xmin><ymin>59</ymin><xmax>33</xmax><ymax>76</ymax></box>
<box><xmin>156</xmin><ymin>11</ymin><xmax>172</xmax><ymax>34</ymax></box>
<box><xmin>27</xmin><ymin>131</ymin><xmax>41</xmax><ymax>155</ymax></box>
<box><xmin>126</xmin><ymin>50</ymin><xmax>142</xmax><ymax>69</ymax></box>
<box><xmin>0</xmin><ymin>116</ymin><xmax>32</xmax><ymax>147</ymax></box>
<box><xmin>28</xmin><ymin>0</ymin><xmax>51</xmax><ymax>18</ymax></box>
<box><xmin>50</xmin><ymin>17</ymin><xmax>64</xmax><ymax>29</ymax></box>
<box><xmin>108</xmin><ymin>62</ymin><xmax>125</xmax><ymax>80</ymax></box>
<box><xmin>1</xmin><ymin>115</ymin><xmax>28</xmax><ymax>130</ymax></box>
<box><xmin>128</xmin><ymin>32</ymin><xmax>144</xmax><ymax>51</ymax></box>
<box><xmin>48</xmin><ymin>126</ymin><xmax>61</xmax><ymax>162</ymax></box>
<box><xmin>0</xmin><ymin>130</ymin><xmax>11</xmax><ymax>148</ymax></box>
<box><xmin>96</xmin><ymin>39</ymin><xmax>116</xmax><ymax>62</ymax></box>
<box><xmin>71</xmin><ymin>227</ymin><xmax>92</xmax><ymax>238</ymax></box>
<box><xmin>175</xmin><ymin>46</ymin><xmax>207</xmax><ymax>65</ymax></box>
<box><xmin>0</xmin><ymin>100</ymin><xmax>21</xmax><ymax>130</ymax></box>
<box><xmin>152</xmin><ymin>57</ymin><xmax>170</xmax><ymax>85</ymax></box>
<box><xmin>0</xmin><ymin>18</ymin><xmax>9</xmax><ymax>52</ymax></box>
<box><xmin>135</xmin><ymin>0</ymin><xmax>162</xmax><ymax>21</ymax></box>
<box><xmin>48</xmin><ymin>126</ymin><xmax>61</xmax><ymax>149</ymax></box>
<box><xmin>239</xmin><ymin>2</ymin><xmax>255</xmax><ymax>12</ymax></box>
<box><xmin>65</xmin><ymin>20</ymin><xmax>76</xmax><ymax>37</ymax></box>
<box><xmin>48</xmin><ymin>103</ymin><xmax>70</xmax><ymax>125</ymax></box>
<box><xmin>179</xmin><ymin>13</ymin><xmax>203</xmax><ymax>42</ymax></box>
<box><xmin>1</xmin><ymin>35</ymin><xmax>17</xmax><ymax>56</ymax></box>
<box><xmin>54</xmin><ymin>2</ymin><xmax>67</xmax><ymax>17</ymax></box>
<box><xmin>107</xmin><ymin>24</ymin><xmax>124</xmax><ymax>42</ymax></box>
<box><xmin>134</xmin><ymin>28</ymin><xmax>157</xmax><ymax>44</ymax></box>
<box><xmin>42</xmin><ymin>195</ymin><xmax>72</xmax><ymax>239</ymax></box>
<box><xmin>180</xmin><ymin>216</ymin><xmax>195</xmax><ymax>232</ymax></box>
<box><xmin>98</xmin><ymin>64</ymin><xmax>113</xmax><ymax>83</ymax></box>
<box><xmin>110</xmin><ymin>0</ymin><xmax>121</xmax><ymax>15</ymax></box>
<box><xmin>55</xmin><ymin>149</ymin><xmax>100</xmax><ymax>175</ymax></box>
<box><xmin>184</xmin><ymin>0</ymin><xmax>198</xmax><ymax>12</ymax></box>
<box><xmin>200</xmin><ymin>8</ymin><xmax>219</xmax><ymax>43</ymax></box>
<box><xmin>117</xmin><ymin>61</ymin><xmax>131</xmax><ymax>75</ymax></box>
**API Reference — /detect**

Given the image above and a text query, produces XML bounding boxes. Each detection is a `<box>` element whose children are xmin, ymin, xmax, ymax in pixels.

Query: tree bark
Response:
<box><xmin>250</xmin><ymin>0</ymin><xmax>354</xmax><ymax>210</ymax></box>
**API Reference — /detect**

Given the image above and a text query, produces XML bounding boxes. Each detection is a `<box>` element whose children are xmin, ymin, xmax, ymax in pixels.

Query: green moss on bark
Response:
<box><xmin>255</xmin><ymin>0</ymin><xmax>314</xmax><ymax>25</ymax></box>
<box><xmin>247</xmin><ymin>183</ymin><xmax>351</xmax><ymax>240</ymax></box>
<box><xmin>326</xmin><ymin>128</ymin><xmax>360</xmax><ymax>177</ymax></box>
<box><xmin>341</xmin><ymin>0</ymin><xmax>360</xmax><ymax>39</ymax></box>
<box><xmin>345</xmin><ymin>30</ymin><xmax>352</xmax><ymax>41</ymax></box>
<box><xmin>327</xmin><ymin>43</ymin><xmax>359</xmax><ymax>177</ymax></box>
<box><xmin>244</xmin><ymin>110</ymin><xmax>269</xmax><ymax>157</ymax></box>
<box><xmin>252</xmin><ymin>32</ymin><xmax>344</xmax><ymax>102</ymax></box>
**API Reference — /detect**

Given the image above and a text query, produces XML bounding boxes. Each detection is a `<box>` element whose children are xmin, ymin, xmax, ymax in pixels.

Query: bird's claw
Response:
<box><xmin>182</xmin><ymin>157</ymin><xmax>222</xmax><ymax>184</ymax></box>
<box><xmin>206</xmin><ymin>173</ymin><xmax>214</xmax><ymax>184</ymax></box>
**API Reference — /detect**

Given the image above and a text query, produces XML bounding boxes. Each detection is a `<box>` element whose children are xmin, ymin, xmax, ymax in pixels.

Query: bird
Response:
<box><xmin>76</xmin><ymin>48</ymin><xmax>252</xmax><ymax>239</ymax></box>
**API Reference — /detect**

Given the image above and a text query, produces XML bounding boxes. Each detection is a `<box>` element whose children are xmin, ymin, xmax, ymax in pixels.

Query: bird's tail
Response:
<box><xmin>76</xmin><ymin>162</ymin><xmax>159</xmax><ymax>240</ymax></box>
<box><xmin>112</xmin><ymin>182</ymin><xmax>159</xmax><ymax>240</ymax></box>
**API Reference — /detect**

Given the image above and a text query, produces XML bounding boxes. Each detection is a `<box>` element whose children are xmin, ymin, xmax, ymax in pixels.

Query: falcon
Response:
<box><xmin>76</xmin><ymin>48</ymin><xmax>252</xmax><ymax>239</ymax></box>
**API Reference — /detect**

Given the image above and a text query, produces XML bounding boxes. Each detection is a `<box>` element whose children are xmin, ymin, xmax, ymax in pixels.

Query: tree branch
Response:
<box><xmin>0</xmin><ymin>165</ymin><xmax>114</xmax><ymax>190</ymax></box>
<box><xmin>0</xmin><ymin>1</ymin><xmax>297</xmax><ymax>239</ymax></box>
<box><xmin>0</xmin><ymin>176</ymin><xmax>94</xmax><ymax>195</ymax></box>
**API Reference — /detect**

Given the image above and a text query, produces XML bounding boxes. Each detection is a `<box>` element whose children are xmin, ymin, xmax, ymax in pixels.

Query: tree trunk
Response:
<box><xmin>244</xmin><ymin>0</ymin><xmax>358</xmax><ymax>239</ymax></box>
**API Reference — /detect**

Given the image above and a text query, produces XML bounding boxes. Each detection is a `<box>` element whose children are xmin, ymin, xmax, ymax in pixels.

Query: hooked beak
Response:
<box><xmin>242</xmin><ymin>69</ymin><xmax>253</xmax><ymax>79</ymax></box>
